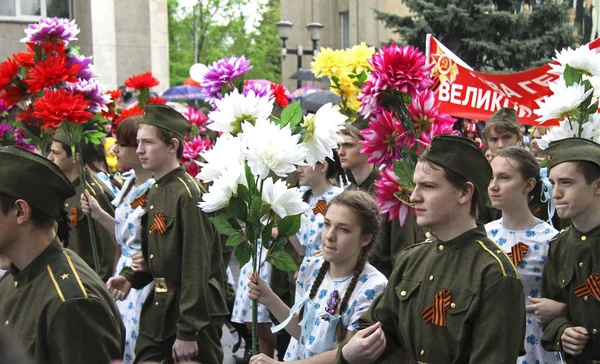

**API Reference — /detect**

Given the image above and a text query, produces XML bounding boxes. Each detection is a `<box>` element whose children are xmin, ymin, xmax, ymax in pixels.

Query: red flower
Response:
<box><xmin>13</xmin><ymin>51</ymin><xmax>34</xmax><ymax>68</ymax></box>
<box><xmin>25</xmin><ymin>52</ymin><xmax>80</xmax><ymax>93</ymax></box>
<box><xmin>182</xmin><ymin>136</ymin><xmax>212</xmax><ymax>162</ymax></box>
<box><xmin>124</xmin><ymin>72</ymin><xmax>159</xmax><ymax>90</ymax></box>
<box><xmin>0</xmin><ymin>86</ymin><xmax>26</xmax><ymax>106</ymax></box>
<box><xmin>26</xmin><ymin>41</ymin><xmax>66</xmax><ymax>56</ymax></box>
<box><xmin>374</xmin><ymin>167</ymin><xmax>414</xmax><ymax>227</ymax></box>
<box><xmin>17</xmin><ymin>107</ymin><xmax>36</xmax><ymax>124</ymax></box>
<box><xmin>183</xmin><ymin>160</ymin><xmax>200</xmax><ymax>177</ymax></box>
<box><xmin>359</xmin><ymin>109</ymin><xmax>414</xmax><ymax>168</ymax></box>
<box><xmin>0</xmin><ymin>57</ymin><xmax>19</xmax><ymax>90</ymax></box>
<box><xmin>31</xmin><ymin>89</ymin><xmax>93</xmax><ymax>130</ymax></box>
<box><xmin>107</xmin><ymin>89</ymin><xmax>122</xmax><ymax>105</ymax></box>
<box><xmin>113</xmin><ymin>106</ymin><xmax>145</xmax><ymax>126</ymax></box>
<box><xmin>147</xmin><ymin>96</ymin><xmax>166</xmax><ymax>105</ymax></box>
<box><xmin>408</xmin><ymin>90</ymin><xmax>456</xmax><ymax>137</ymax></box>
<box><xmin>184</xmin><ymin>106</ymin><xmax>208</xmax><ymax>132</ymax></box>
<box><xmin>270</xmin><ymin>83</ymin><xmax>289</xmax><ymax>108</ymax></box>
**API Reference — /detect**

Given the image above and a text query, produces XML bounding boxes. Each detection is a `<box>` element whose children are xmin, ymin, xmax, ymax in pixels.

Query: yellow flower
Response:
<box><xmin>346</xmin><ymin>94</ymin><xmax>361</xmax><ymax>113</ymax></box>
<box><xmin>346</xmin><ymin>42</ymin><xmax>375</xmax><ymax>74</ymax></box>
<box><xmin>312</xmin><ymin>48</ymin><xmax>345</xmax><ymax>78</ymax></box>
<box><xmin>336</xmin><ymin>73</ymin><xmax>358</xmax><ymax>96</ymax></box>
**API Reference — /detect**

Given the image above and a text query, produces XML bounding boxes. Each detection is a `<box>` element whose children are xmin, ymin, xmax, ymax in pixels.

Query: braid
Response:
<box><xmin>335</xmin><ymin>249</ymin><xmax>368</xmax><ymax>342</ymax></box>
<box><xmin>298</xmin><ymin>260</ymin><xmax>330</xmax><ymax>322</ymax></box>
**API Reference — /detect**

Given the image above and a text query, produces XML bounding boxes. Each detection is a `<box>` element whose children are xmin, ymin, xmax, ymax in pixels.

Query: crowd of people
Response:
<box><xmin>0</xmin><ymin>103</ymin><xmax>599</xmax><ymax>364</ymax></box>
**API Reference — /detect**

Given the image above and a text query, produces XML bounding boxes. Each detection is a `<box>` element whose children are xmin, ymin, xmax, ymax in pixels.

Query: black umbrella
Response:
<box><xmin>300</xmin><ymin>90</ymin><xmax>340</xmax><ymax>113</ymax></box>
<box><xmin>289</xmin><ymin>68</ymin><xmax>330</xmax><ymax>83</ymax></box>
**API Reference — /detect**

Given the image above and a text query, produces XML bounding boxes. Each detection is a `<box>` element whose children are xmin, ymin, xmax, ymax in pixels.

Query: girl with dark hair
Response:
<box><xmin>485</xmin><ymin>147</ymin><xmax>564</xmax><ymax>364</ymax></box>
<box><xmin>247</xmin><ymin>190</ymin><xmax>387</xmax><ymax>362</ymax></box>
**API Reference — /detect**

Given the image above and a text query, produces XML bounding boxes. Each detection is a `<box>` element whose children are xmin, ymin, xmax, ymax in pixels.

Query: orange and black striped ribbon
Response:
<box><xmin>313</xmin><ymin>200</ymin><xmax>327</xmax><ymax>216</ymax></box>
<box><xmin>150</xmin><ymin>212</ymin><xmax>167</xmax><ymax>234</ymax></box>
<box><xmin>69</xmin><ymin>207</ymin><xmax>79</xmax><ymax>227</ymax></box>
<box><xmin>573</xmin><ymin>272</ymin><xmax>600</xmax><ymax>302</ymax></box>
<box><xmin>130</xmin><ymin>194</ymin><xmax>148</xmax><ymax>210</ymax></box>
<box><xmin>421</xmin><ymin>289</ymin><xmax>452</xmax><ymax>327</ymax></box>
<box><xmin>507</xmin><ymin>242</ymin><xmax>529</xmax><ymax>268</ymax></box>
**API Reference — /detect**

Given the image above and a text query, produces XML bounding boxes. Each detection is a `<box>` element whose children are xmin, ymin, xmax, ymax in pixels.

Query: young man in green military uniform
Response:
<box><xmin>541</xmin><ymin>138</ymin><xmax>600</xmax><ymax>363</ymax></box>
<box><xmin>48</xmin><ymin>132</ymin><xmax>118</xmax><ymax>282</ymax></box>
<box><xmin>107</xmin><ymin>104</ymin><xmax>228</xmax><ymax>363</ymax></box>
<box><xmin>337</xmin><ymin>135</ymin><xmax>526</xmax><ymax>363</ymax></box>
<box><xmin>0</xmin><ymin>146</ymin><xmax>124</xmax><ymax>364</ymax></box>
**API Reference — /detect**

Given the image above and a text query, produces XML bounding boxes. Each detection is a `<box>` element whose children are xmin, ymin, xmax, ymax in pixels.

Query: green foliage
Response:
<box><xmin>267</xmin><ymin>250</ymin><xmax>298</xmax><ymax>271</ymax></box>
<box><xmin>376</xmin><ymin>0</ymin><xmax>575</xmax><ymax>72</ymax></box>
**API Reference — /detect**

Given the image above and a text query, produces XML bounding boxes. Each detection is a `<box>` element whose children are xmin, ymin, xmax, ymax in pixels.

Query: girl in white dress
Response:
<box><xmin>81</xmin><ymin>115</ymin><xmax>154</xmax><ymax>364</ymax></box>
<box><xmin>247</xmin><ymin>190</ymin><xmax>388</xmax><ymax>363</ymax></box>
<box><xmin>485</xmin><ymin>147</ymin><xmax>566</xmax><ymax>364</ymax></box>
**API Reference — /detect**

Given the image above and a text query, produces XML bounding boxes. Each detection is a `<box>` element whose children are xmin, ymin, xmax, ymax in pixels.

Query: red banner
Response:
<box><xmin>426</xmin><ymin>35</ymin><xmax>600</xmax><ymax>125</ymax></box>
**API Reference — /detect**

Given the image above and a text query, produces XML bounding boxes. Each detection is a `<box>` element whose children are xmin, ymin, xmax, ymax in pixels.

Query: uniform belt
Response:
<box><xmin>154</xmin><ymin>278</ymin><xmax>178</xmax><ymax>295</ymax></box>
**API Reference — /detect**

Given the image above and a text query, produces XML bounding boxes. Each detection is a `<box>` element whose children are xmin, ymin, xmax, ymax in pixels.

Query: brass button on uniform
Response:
<box><xmin>65</xmin><ymin>203</ymin><xmax>69</xmax><ymax>207</ymax></box>
<box><xmin>579</xmin><ymin>262</ymin><xmax>584</xmax><ymax>268</ymax></box>
<box><xmin>91</xmin><ymin>182</ymin><xmax>96</xmax><ymax>186</ymax></box>
<box><xmin>584</xmin><ymin>296</ymin><xmax>589</xmax><ymax>302</ymax></box>
<box><xmin>155</xmin><ymin>301</ymin><xmax>159</xmax><ymax>306</ymax></box>
<box><xmin>195</xmin><ymin>331</ymin><xmax>200</xmax><ymax>336</ymax></box>
<box><xmin>429</xmin><ymin>275</ymin><xmax>434</xmax><ymax>281</ymax></box>
<box><xmin>154</xmin><ymin>184</ymin><xmax>159</xmax><ymax>188</ymax></box>
<box><xmin>13</xmin><ymin>281</ymin><xmax>18</xmax><ymax>288</ymax></box>
<box><xmin>450</xmin><ymin>302</ymin><xmax>456</xmax><ymax>309</ymax></box>
<box><xmin>581</xmin><ymin>235</ymin><xmax>587</xmax><ymax>241</ymax></box>
<box><xmin>438</xmin><ymin>245</ymin><xmax>445</xmax><ymax>251</ymax></box>
<box><xmin>150</xmin><ymin>254</ymin><xmax>154</xmax><ymax>259</ymax></box>
<box><xmin>592</xmin><ymin>328</ymin><xmax>598</xmax><ymax>335</ymax></box>
<box><xmin>4</xmin><ymin>320</ymin><xmax>8</xmax><ymax>326</ymax></box>
<box><xmin>400</xmin><ymin>290</ymin><xmax>407</xmax><ymax>297</ymax></box>
<box><xmin>150</xmin><ymin>205</ymin><xmax>154</xmax><ymax>210</ymax></box>
<box><xmin>496</xmin><ymin>249</ymin><xmax>502</xmax><ymax>254</ymax></box>
<box><xmin>420</xmin><ymin>349</ymin><xmax>425</xmax><ymax>356</ymax></box>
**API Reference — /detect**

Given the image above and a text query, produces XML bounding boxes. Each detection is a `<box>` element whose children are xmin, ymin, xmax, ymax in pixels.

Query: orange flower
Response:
<box><xmin>32</xmin><ymin>89</ymin><xmax>93</xmax><ymax>130</ymax></box>
<box><xmin>113</xmin><ymin>106</ymin><xmax>145</xmax><ymax>126</ymax></box>
<box><xmin>13</xmin><ymin>51</ymin><xmax>34</xmax><ymax>68</ymax></box>
<box><xmin>25</xmin><ymin>52</ymin><xmax>80</xmax><ymax>93</ymax></box>
<box><xmin>124</xmin><ymin>72</ymin><xmax>159</xmax><ymax>90</ymax></box>
<box><xmin>0</xmin><ymin>57</ymin><xmax>19</xmax><ymax>90</ymax></box>
<box><xmin>147</xmin><ymin>96</ymin><xmax>166</xmax><ymax>105</ymax></box>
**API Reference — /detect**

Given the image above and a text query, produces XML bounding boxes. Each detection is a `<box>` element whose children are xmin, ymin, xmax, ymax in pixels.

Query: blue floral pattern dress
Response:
<box><xmin>280</xmin><ymin>256</ymin><xmax>387</xmax><ymax>361</ymax></box>
<box><xmin>485</xmin><ymin>219</ymin><xmax>563</xmax><ymax>364</ymax></box>
<box><xmin>112</xmin><ymin>171</ymin><xmax>154</xmax><ymax>364</ymax></box>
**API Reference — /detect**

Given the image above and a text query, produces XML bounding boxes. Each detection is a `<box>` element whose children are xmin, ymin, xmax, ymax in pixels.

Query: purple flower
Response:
<box><xmin>0</xmin><ymin>124</ymin><xmax>34</xmax><ymax>152</ymax></box>
<box><xmin>243</xmin><ymin>82</ymin><xmax>272</xmax><ymax>99</ymax></box>
<box><xmin>64</xmin><ymin>79</ymin><xmax>111</xmax><ymax>113</ymax></box>
<box><xmin>0</xmin><ymin>124</ymin><xmax>12</xmax><ymax>138</ymax></box>
<box><xmin>202</xmin><ymin>56</ymin><xmax>252</xmax><ymax>101</ymax></box>
<box><xmin>68</xmin><ymin>54</ymin><xmax>97</xmax><ymax>81</ymax></box>
<box><xmin>21</xmin><ymin>17</ymin><xmax>80</xmax><ymax>45</ymax></box>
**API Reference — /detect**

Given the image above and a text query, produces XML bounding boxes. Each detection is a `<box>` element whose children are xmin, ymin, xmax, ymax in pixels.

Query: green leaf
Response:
<box><xmin>229</xmin><ymin>197</ymin><xmax>248</xmax><ymax>221</ymax></box>
<box><xmin>277</xmin><ymin>214</ymin><xmax>302</xmax><ymax>238</ymax></box>
<box><xmin>267</xmin><ymin>250</ymin><xmax>298</xmax><ymax>271</ymax></box>
<box><xmin>274</xmin><ymin>236</ymin><xmax>288</xmax><ymax>247</ymax></box>
<box><xmin>563</xmin><ymin>64</ymin><xmax>582</xmax><ymax>86</ymax></box>
<box><xmin>280</xmin><ymin>101</ymin><xmax>302</xmax><ymax>128</ymax></box>
<box><xmin>245</xmin><ymin>162</ymin><xmax>256</xmax><ymax>192</ymax></box>
<box><xmin>235</xmin><ymin>242</ymin><xmax>253</xmax><ymax>267</ymax></box>
<box><xmin>226</xmin><ymin>232</ymin><xmax>245</xmax><ymax>246</ymax></box>
<box><xmin>209</xmin><ymin>214</ymin><xmax>238</xmax><ymax>235</ymax></box>
<box><xmin>261</xmin><ymin>221</ymin><xmax>274</xmax><ymax>246</ymax></box>
<box><xmin>248</xmin><ymin>196</ymin><xmax>263</xmax><ymax>224</ymax></box>
<box><xmin>237</xmin><ymin>184</ymin><xmax>250</xmax><ymax>203</ymax></box>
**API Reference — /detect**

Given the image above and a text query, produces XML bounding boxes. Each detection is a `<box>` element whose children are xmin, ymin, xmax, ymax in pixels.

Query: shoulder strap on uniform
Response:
<box><xmin>402</xmin><ymin>239</ymin><xmax>433</xmax><ymax>252</ymax></box>
<box><xmin>475</xmin><ymin>239</ymin><xmax>519</xmax><ymax>278</ymax></box>
<box><xmin>46</xmin><ymin>252</ymin><xmax>88</xmax><ymax>301</ymax></box>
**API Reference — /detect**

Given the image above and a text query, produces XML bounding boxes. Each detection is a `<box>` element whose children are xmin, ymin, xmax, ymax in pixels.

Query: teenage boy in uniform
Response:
<box><xmin>106</xmin><ymin>104</ymin><xmax>228</xmax><ymax>363</ymax></box>
<box><xmin>541</xmin><ymin>138</ymin><xmax>600</xmax><ymax>363</ymax></box>
<box><xmin>337</xmin><ymin>135</ymin><xmax>526</xmax><ymax>363</ymax></box>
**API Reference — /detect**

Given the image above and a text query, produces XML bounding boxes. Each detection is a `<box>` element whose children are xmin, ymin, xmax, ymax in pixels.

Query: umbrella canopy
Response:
<box><xmin>300</xmin><ymin>90</ymin><xmax>340</xmax><ymax>113</ymax></box>
<box><xmin>291</xmin><ymin>85</ymin><xmax>320</xmax><ymax>100</ymax></box>
<box><xmin>290</xmin><ymin>68</ymin><xmax>329</xmax><ymax>83</ymax></box>
<box><xmin>161</xmin><ymin>85</ymin><xmax>207</xmax><ymax>101</ymax></box>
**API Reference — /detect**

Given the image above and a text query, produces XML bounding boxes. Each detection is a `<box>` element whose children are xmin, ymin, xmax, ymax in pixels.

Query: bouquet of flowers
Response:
<box><xmin>312</xmin><ymin>43</ymin><xmax>375</xmax><ymax>120</ymax></box>
<box><xmin>197</xmin><ymin>55</ymin><xmax>347</xmax><ymax>355</ymax></box>
<box><xmin>180</xmin><ymin>106</ymin><xmax>211</xmax><ymax>177</ymax></box>
<box><xmin>357</xmin><ymin>43</ymin><xmax>456</xmax><ymax>226</ymax></box>
<box><xmin>534</xmin><ymin>44</ymin><xmax>600</xmax><ymax>150</ymax></box>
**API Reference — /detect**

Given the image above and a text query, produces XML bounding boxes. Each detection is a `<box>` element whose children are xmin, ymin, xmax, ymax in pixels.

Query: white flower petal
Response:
<box><xmin>261</xmin><ymin>177</ymin><xmax>309</xmax><ymax>219</ymax></box>
<box><xmin>549</xmin><ymin>45</ymin><xmax>600</xmax><ymax>77</ymax></box>
<box><xmin>197</xmin><ymin>135</ymin><xmax>244</xmax><ymax>182</ymax></box>
<box><xmin>302</xmin><ymin>103</ymin><xmax>346</xmax><ymax>166</ymax></box>
<box><xmin>207</xmin><ymin>89</ymin><xmax>273</xmax><ymax>135</ymax></box>
<box><xmin>534</xmin><ymin>82</ymin><xmax>593</xmax><ymax>122</ymax></box>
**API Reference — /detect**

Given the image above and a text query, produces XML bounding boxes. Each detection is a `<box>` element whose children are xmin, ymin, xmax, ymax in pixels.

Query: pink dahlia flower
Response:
<box><xmin>182</xmin><ymin>136</ymin><xmax>212</xmax><ymax>162</ymax></box>
<box><xmin>358</xmin><ymin>73</ymin><xmax>386</xmax><ymax>119</ymax></box>
<box><xmin>408</xmin><ymin>90</ymin><xmax>456</xmax><ymax>137</ymax></box>
<box><xmin>360</xmin><ymin>109</ymin><xmax>414</xmax><ymax>168</ymax></box>
<box><xmin>374</xmin><ymin>167</ymin><xmax>414</xmax><ymax>226</ymax></box>
<box><xmin>184</xmin><ymin>106</ymin><xmax>209</xmax><ymax>133</ymax></box>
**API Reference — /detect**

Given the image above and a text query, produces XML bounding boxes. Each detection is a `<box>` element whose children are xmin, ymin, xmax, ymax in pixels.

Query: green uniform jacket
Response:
<box><xmin>348</xmin><ymin>168</ymin><xmax>420</xmax><ymax>278</ymax></box>
<box><xmin>65</xmin><ymin>171</ymin><xmax>117</xmax><ymax>282</ymax></box>
<box><xmin>0</xmin><ymin>240</ymin><xmax>124</xmax><ymax>364</ymax></box>
<box><xmin>338</xmin><ymin>226</ymin><xmax>526</xmax><ymax>363</ymax></box>
<box><xmin>541</xmin><ymin>225</ymin><xmax>600</xmax><ymax>363</ymax></box>
<box><xmin>121</xmin><ymin>167</ymin><xmax>229</xmax><ymax>342</ymax></box>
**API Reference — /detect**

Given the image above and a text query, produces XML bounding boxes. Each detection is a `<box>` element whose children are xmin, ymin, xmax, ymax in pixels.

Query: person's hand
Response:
<box><xmin>341</xmin><ymin>322</ymin><xmax>386</xmax><ymax>364</ymax></box>
<box><xmin>131</xmin><ymin>252</ymin><xmax>148</xmax><ymax>272</ymax></box>
<box><xmin>247</xmin><ymin>272</ymin><xmax>275</xmax><ymax>306</ymax></box>
<box><xmin>106</xmin><ymin>276</ymin><xmax>132</xmax><ymax>301</ymax></box>
<box><xmin>172</xmin><ymin>339</ymin><xmax>198</xmax><ymax>363</ymax></box>
<box><xmin>271</xmin><ymin>227</ymin><xmax>279</xmax><ymax>240</ymax></box>
<box><xmin>525</xmin><ymin>296</ymin><xmax>567</xmax><ymax>325</ymax></box>
<box><xmin>249</xmin><ymin>353</ymin><xmax>280</xmax><ymax>363</ymax></box>
<box><xmin>80</xmin><ymin>190</ymin><xmax>102</xmax><ymax>220</ymax></box>
<box><xmin>561</xmin><ymin>326</ymin><xmax>589</xmax><ymax>356</ymax></box>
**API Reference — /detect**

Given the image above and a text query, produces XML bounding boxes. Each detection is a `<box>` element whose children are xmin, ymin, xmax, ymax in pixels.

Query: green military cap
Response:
<box><xmin>489</xmin><ymin>107</ymin><xmax>518</xmax><ymax>126</ymax></box>
<box><xmin>142</xmin><ymin>104</ymin><xmax>190</xmax><ymax>139</ymax></box>
<box><xmin>0</xmin><ymin>146</ymin><xmax>75</xmax><ymax>218</ymax></box>
<box><xmin>545</xmin><ymin>137</ymin><xmax>600</xmax><ymax>169</ymax></box>
<box><xmin>53</xmin><ymin>128</ymin><xmax>71</xmax><ymax>146</ymax></box>
<box><xmin>420</xmin><ymin>134</ymin><xmax>492</xmax><ymax>201</ymax></box>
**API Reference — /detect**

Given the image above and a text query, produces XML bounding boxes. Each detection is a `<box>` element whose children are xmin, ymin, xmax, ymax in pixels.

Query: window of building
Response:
<box><xmin>340</xmin><ymin>11</ymin><xmax>349</xmax><ymax>49</ymax></box>
<box><xmin>0</xmin><ymin>0</ymin><xmax>70</xmax><ymax>21</ymax></box>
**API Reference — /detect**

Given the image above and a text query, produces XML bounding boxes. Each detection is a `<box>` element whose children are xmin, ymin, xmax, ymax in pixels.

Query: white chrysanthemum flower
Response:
<box><xmin>534</xmin><ymin>81</ymin><xmax>593</xmax><ymax>123</ymax></box>
<box><xmin>197</xmin><ymin>135</ymin><xmax>244</xmax><ymax>182</ymax></box>
<box><xmin>537</xmin><ymin>120</ymin><xmax>577</xmax><ymax>150</ymax></box>
<box><xmin>549</xmin><ymin>44</ymin><xmax>600</xmax><ymax>76</ymax></box>
<box><xmin>583</xmin><ymin>74</ymin><xmax>600</xmax><ymax>99</ymax></box>
<box><xmin>198</xmin><ymin>164</ymin><xmax>247</xmax><ymax>213</ymax></box>
<box><xmin>208</xmin><ymin>89</ymin><xmax>274</xmax><ymax>135</ymax></box>
<box><xmin>261</xmin><ymin>177</ymin><xmax>310</xmax><ymax>219</ymax></box>
<box><xmin>581</xmin><ymin>113</ymin><xmax>600</xmax><ymax>142</ymax></box>
<box><xmin>301</xmin><ymin>103</ymin><xmax>347</xmax><ymax>166</ymax></box>
<box><xmin>241</xmin><ymin>118</ymin><xmax>307</xmax><ymax>179</ymax></box>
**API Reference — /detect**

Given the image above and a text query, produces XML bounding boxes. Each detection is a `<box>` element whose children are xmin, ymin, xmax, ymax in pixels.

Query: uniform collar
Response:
<box><xmin>154</xmin><ymin>166</ymin><xmax>185</xmax><ymax>185</ymax></box>
<box><xmin>432</xmin><ymin>224</ymin><xmax>488</xmax><ymax>248</ymax></box>
<box><xmin>10</xmin><ymin>239</ymin><xmax>64</xmax><ymax>286</ymax></box>
<box><xmin>568</xmin><ymin>223</ymin><xmax>600</xmax><ymax>241</ymax></box>
<box><xmin>350</xmin><ymin>168</ymin><xmax>380</xmax><ymax>191</ymax></box>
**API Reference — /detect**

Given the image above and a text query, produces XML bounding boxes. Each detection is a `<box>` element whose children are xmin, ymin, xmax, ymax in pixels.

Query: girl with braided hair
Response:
<box><xmin>247</xmin><ymin>190</ymin><xmax>387</xmax><ymax>363</ymax></box>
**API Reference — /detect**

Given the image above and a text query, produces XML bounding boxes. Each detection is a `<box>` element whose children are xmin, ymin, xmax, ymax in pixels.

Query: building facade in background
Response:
<box><xmin>0</xmin><ymin>0</ymin><xmax>169</xmax><ymax>92</ymax></box>
<box><xmin>279</xmin><ymin>0</ymin><xmax>409</xmax><ymax>92</ymax></box>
